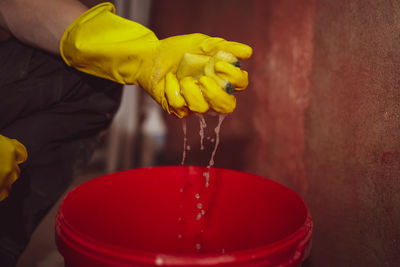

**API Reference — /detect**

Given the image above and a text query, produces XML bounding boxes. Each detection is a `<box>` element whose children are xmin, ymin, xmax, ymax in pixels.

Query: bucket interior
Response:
<box><xmin>59</xmin><ymin>166</ymin><xmax>309</xmax><ymax>256</ymax></box>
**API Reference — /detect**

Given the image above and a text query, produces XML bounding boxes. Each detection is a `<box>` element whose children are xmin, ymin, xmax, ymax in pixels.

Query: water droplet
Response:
<box><xmin>155</xmin><ymin>257</ymin><xmax>163</xmax><ymax>265</ymax></box>
<box><xmin>181</xmin><ymin>119</ymin><xmax>187</xmax><ymax>165</ymax></box>
<box><xmin>197</xmin><ymin>114</ymin><xmax>207</xmax><ymax>150</ymax></box>
<box><xmin>203</xmin><ymin>171</ymin><xmax>210</xmax><ymax>187</ymax></box>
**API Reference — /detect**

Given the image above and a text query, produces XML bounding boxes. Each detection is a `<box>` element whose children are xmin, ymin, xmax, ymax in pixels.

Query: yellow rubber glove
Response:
<box><xmin>60</xmin><ymin>2</ymin><xmax>252</xmax><ymax>118</ymax></box>
<box><xmin>0</xmin><ymin>135</ymin><xmax>27</xmax><ymax>202</ymax></box>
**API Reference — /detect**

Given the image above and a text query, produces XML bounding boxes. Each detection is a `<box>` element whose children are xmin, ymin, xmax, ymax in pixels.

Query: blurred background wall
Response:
<box><xmin>150</xmin><ymin>0</ymin><xmax>400</xmax><ymax>266</ymax></box>
<box><xmin>18</xmin><ymin>0</ymin><xmax>400</xmax><ymax>266</ymax></box>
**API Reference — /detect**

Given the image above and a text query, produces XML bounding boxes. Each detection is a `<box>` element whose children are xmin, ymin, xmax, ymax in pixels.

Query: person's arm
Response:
<box><xmin>0</xmin><ymin>1</ymin><xmax>252</xmax><ymax>117</ymax></box>
<box><xmin>0</xmin><ymin>0</ymin><xmax>87</xmax><ymax>54</ymax></box>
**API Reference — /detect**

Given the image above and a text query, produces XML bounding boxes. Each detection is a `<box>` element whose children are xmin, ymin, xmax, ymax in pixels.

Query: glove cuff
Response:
<box><xmin>60</xmin><ymin>2</ymin><xmax>115</xmax><ymax>66</ymax></box>
<box><xmin>60</xmin><ymin>2</ymin><xmax>159</xmax><ymax>84</ymax></box>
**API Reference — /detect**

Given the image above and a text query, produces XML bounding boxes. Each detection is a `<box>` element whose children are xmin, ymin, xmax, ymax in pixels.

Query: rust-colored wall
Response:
<box><xmin>304</xmin><ymin>0</ymin><xmax>400</xmax><ymax>265</ymax></box>
<box><xmin>150</xmin><ymin>0</ymin><xmax>400</xmax><ymax>266</ymax></box>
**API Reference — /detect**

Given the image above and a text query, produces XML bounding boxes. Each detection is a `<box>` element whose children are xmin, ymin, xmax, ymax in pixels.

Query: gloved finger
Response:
<box><xmin>165</xmin><ymin>73</ymin><xmax>186</xmax><ymax>108</ymax></box>
<box><xmin>199</xmin><ymin>76</ymin><xmax>236</xmax><ymax>114</ymax></box>
<box><xmin>218</xmin><ymin>41</ymin><xmax>252</xmax><ymax>60</ymax></box>
<box><xmin>202</xmin><ymin>38</ymin><xmax>252</xmax><ymax>60</ymax></box>
<box><xmin>0</xmin><ymin>165</ymin><xmax>19</xmax><ymax>202</ymax></box>
<box><xmin>214</xmin><ymin>61</ymin><xmax>249</xmax><ymax>90</ymax></box>
<box><xmin>0</xmin><ymin>189</ymin><xmax>10</xmax><ymax>202</ymax></box>
<box><xmin>205</xmin><ymin>58</ymin><xmax>226</xmax><ymax>89</ymax></box>
<box><xmin>204</xmin><ymin>51</ymin><xmax>248</xmax><ymax>93</ymax></box>
<box><xmin>165</xmin><ymin>73</ymin><xmax>189</xmax><ymax>118</ymax></box>
<box><xmin>180</xmin><ymin>77</ymin><xmax>209</xmax><ymax>113</ymax></box>
<box><xmin>204</xmin><ymin>56</ymin><xmax>241</xmax><ymax>94</ymax></box>
<box><xmin>10</xmin><ymin>139</ymin><xmax>28</xmax><ymax>164</ymax></box>
<box><xmin>172</xmin><ymin>107</ymin><xmax>190</xmax><ymax>118</ymax></box>
<box><xmin>152</xmin><ymin>80</ymin><xmax>172</xmax><ymax>115</ymax></box>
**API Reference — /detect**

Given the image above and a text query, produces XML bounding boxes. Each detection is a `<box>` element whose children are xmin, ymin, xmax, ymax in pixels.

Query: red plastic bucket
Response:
<box><xmin>55</xmin><ymin>166</ymin><xmax>312</xmax><ymax>266</ymax></box>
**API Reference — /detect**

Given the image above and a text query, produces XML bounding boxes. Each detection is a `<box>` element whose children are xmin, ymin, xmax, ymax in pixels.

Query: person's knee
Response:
<box><xmin>0</xmin><ymin>247</ymin><xmax>18</xmax><ymax>267</ymax></box>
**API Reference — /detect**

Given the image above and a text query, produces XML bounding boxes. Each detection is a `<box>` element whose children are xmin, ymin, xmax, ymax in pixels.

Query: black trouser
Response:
<box><xmin>0</xmin><ymin>38</ymin><xmax>122</xmax><ymax>266</ymax></box>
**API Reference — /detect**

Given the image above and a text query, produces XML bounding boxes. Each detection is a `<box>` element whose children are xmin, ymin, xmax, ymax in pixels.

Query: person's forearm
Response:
<box><xmin>0</xmin><ymin>0</ymin><xmax>87</xmax><ymax>54</ymax></box>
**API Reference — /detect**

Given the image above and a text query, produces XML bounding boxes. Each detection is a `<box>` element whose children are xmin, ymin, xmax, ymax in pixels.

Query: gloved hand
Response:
<box><xmin>0</xmin><ymin>135</ymin><xmax>27</xmax><ymax>202</ymax></box>
<box><xmin>60</xmin><ymin>2</ymin><xmax>252</xmax><ymax>118</ymax></box>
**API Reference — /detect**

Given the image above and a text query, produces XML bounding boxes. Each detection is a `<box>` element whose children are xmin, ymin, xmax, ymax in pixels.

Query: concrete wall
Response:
<box><xmin>150</xmin><ymin>0</ymin><xmax>400</xmax><ymax>266</ymax></box>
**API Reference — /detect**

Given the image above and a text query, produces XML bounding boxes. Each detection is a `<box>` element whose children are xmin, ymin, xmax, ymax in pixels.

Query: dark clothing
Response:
<box><xmin>0</xmin><ymin>38</ymin><xmax>122</xmax><ymax>266</ymax></box>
